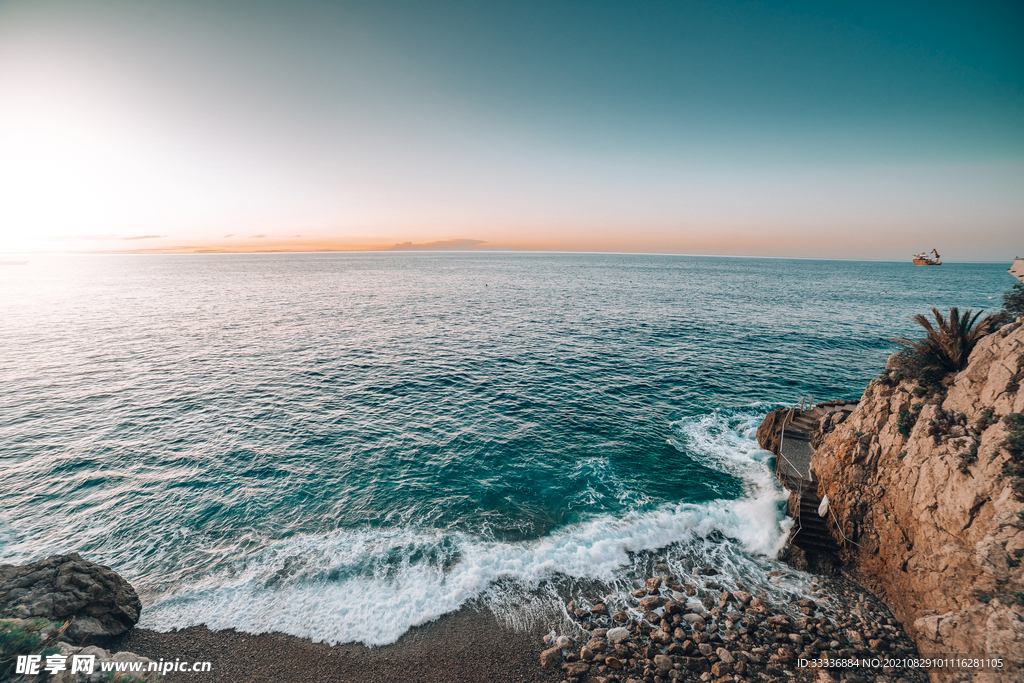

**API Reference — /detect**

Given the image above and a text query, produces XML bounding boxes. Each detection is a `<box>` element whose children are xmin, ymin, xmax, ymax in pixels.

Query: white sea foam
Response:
<box><xmin>139</xmin><ymin>409</ymin><xmax>797</xmax><ymax>645</ymax></box>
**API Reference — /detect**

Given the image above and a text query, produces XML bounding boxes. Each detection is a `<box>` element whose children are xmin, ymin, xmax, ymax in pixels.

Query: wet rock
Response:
<box><xmin>682</xmin><ymin>613</ymin><xmax>705</xmax><ymax>626</ymax></box>
<box><xmin>556</xmin><ymin>635</ymin><xmax>574</xmax><ymax>649</ymax></box>
<box><xmin>640</xmin><ymin>595</ymin><xmax>667</xmax><ymax>610</ymax></box>
<box><xmin>0</xmin><ymin>553</ymin><xmax>142</xmax><ymax>644</ymax></box>
<box><xmin>646</xmin><ymin>577</ymin><xmax>663</xmax><ymax>591</ymax></box>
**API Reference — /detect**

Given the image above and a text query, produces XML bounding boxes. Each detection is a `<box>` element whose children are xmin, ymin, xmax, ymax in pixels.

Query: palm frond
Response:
<box><xmin>894</xmin><ymin>306</ymin><xmax>999</xmax><ymax>378</ymax></box>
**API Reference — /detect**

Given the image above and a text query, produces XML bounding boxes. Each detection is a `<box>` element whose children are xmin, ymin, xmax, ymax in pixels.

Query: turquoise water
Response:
<box><xmin>0</xmin><ymin>253</ymin><xmax>1012</xmax><ymax>643</ymax></box>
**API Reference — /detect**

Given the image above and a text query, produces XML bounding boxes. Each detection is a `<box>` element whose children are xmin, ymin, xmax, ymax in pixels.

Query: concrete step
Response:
<box><xmin>793</xmin><ymin>538</ymin><xmax>840</xmax><ymax>555</ymax></box>
<box><xmin>795</xmin><ymin>523</ymin><xmax>832</xmax><ymax>537</ymax></box>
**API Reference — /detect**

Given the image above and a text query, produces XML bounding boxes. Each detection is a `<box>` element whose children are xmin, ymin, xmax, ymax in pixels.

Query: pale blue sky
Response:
<box><xmin>0</xmin><ymin>0</ymin><xmax>1021</xmax><ymax>258</ymax></box>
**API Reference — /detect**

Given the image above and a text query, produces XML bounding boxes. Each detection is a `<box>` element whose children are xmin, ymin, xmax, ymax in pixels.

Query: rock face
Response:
<box><xmin>0</xmin><ymin>554</ymin><xmax>142</xmax><ymax>643</ymax></box>
<box><xmin>812</xmin><ymin>318</ymin><xmax>1024</xmax><ymax>680</ymax></box>
<box><xmin>756</xmin><ymin>408</ymin><xmax>789</xmax><ymax>456</ymax></box>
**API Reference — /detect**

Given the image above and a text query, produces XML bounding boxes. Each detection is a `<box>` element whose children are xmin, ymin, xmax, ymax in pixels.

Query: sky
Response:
<box><xmin>0</xmin><ymin>0</ymin><xmax>1021</xmax><ymax>259</ymax></box>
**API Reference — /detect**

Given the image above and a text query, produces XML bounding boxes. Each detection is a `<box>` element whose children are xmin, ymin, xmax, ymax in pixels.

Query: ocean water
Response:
<box><xmin>0</xmin><ymin>253</ymin><xmax>1012</xmax><ymax>644</ymax></box>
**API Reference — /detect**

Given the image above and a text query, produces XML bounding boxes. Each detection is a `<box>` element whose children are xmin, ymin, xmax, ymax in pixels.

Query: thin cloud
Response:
<box><xmin>390</xmin><ymin>239</ymin><xmax>486</xmax><ymax>251</ymax></box>
<box><xmin>50</xmin><ymin>234</ymin><xmax>165</xmax><ymax>240</ymax></box>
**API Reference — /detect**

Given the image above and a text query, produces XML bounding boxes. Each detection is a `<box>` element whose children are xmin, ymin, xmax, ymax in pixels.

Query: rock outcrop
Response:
<box><xmin>811</xmin><ymin>318</ymin><xmax>1024</xmax><ymax>681</ymax></box>
<box><xmin>756</xmin><ymin>408</ymin><xmax>789</xmax><ymax>457</ymax></box>
<box><xmin>0</xmin><ymin>553</ymin><xmax>142</xmax><ymax>644</ymax></box>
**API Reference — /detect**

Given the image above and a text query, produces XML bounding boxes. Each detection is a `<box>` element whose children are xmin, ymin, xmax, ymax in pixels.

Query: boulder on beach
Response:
<box><xmin>0</xmin><ymin>553</ymin><xmax>141</xmax><ymax>644</ymax></box>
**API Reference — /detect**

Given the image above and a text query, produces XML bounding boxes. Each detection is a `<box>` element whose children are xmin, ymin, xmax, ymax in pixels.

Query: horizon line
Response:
<box><xmin>0</xmin><ymin>248</ymin><xmax>1016</xmax><ymax>265</ymax></box>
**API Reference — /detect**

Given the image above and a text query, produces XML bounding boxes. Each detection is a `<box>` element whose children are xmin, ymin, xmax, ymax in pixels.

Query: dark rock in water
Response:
<box><xmin>0</xmin><ymin>553</ymin><xmax>141</xmax><ymax>643</ymax></box>
<box><xmin>639</xmin><ymin>595</ymin><xmax>666</xmax><ymax>610</ymax></box>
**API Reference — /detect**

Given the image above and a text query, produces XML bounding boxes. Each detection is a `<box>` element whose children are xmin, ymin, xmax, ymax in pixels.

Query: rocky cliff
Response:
<box><xmin>811</xmin><ymin>317</ymin><xmax>1024</xmax><ymax>680</ymax></box>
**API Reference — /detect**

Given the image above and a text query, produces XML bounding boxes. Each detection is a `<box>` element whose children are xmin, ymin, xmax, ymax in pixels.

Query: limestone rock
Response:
<box><xmin>811</xmin><ymin>318</ymin><xmax>1024</xmax><ymax>679</ymax></box>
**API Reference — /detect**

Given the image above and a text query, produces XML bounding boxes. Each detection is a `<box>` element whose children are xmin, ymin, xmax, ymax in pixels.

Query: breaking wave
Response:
<box><xmin>140</xmin><ymin>408</ymin><xmax>795</xmax><ymax>645</ymax></box>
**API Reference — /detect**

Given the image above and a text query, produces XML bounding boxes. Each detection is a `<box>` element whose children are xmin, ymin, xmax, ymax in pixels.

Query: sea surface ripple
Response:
<box><xmin>0</xmin><ymin>253</ymin><xmax>1011</xmax><ymax>643</ymax></box>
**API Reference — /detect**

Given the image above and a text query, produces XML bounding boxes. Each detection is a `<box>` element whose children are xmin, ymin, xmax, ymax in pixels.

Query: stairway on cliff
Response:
<box><xmin>791</xmin><ymin>491</ymin><xmax>839</xmax><ymax>557</ymax></box>
<box><xmin>773</xmin><ymin>401</ymin><xmax>858</xmax><ymax>560</ymax></box>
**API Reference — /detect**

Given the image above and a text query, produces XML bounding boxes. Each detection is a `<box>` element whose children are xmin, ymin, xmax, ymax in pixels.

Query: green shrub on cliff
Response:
<box><xmin>890</xmin><ymin>306</ymin><xmax>1000</xmax><ymax>385</ymax></box>
<box><xmin>1002</xmin><ymin>413</ymin><xmax>1024</xmax><ymax>501</ymax></box>
<box><xmin>1003</xmin><ymin>282</ymin><xmax>1024</xmax><ymax>321</ymax></box>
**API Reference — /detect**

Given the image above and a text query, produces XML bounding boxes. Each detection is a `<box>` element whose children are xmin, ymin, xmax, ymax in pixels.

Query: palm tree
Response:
<box><xmin>892</xmin><ymin>306</ymin><xmax>999</xmax><ymax>375</ymax></box>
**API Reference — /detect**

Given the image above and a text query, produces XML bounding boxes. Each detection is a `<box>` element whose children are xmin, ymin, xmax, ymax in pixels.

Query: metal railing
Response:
<box><xmin>775</xmin><ymin>406</ymin><xmax>805</xmax><ymax>534</ymax></box>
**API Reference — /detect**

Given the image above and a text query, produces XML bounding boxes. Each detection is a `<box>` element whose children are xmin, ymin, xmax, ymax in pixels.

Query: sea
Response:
<box><xmin>0</xmin><ymin>253</ymin><xmax>1012</xmax><ymax>645</ymax></box>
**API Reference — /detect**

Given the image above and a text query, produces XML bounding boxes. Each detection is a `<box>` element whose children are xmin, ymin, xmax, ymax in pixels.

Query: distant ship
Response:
<box><xmin>912</xmin><ymin>249</ymin><xmax>942</xmax><ymax>265</ymax></box>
